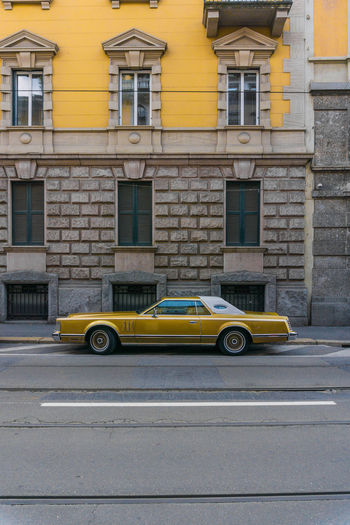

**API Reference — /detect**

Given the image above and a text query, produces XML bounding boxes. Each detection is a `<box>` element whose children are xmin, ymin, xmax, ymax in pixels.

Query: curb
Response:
<box><xmin>0</xmin><ymin>337</ymin><xmax>350</xmax><ymax>347</ymax></box>
<box><xmin>0</xmin><ymin>337</ymin><xmax>56</xmax><ymax>344</ymax></box>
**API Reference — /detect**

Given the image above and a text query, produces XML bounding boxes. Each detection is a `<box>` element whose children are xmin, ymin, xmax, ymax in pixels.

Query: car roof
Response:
<box><xmin>158</xmin><ymin>296</ymin><xmax>245</xmax><ymax>315</ymax></box>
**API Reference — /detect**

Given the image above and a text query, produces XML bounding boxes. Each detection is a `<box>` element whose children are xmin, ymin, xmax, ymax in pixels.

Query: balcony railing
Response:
<box><xmin>203</xmin><ymin>0</ymin><xmax>293</xmax><ymax>37</ymax></box>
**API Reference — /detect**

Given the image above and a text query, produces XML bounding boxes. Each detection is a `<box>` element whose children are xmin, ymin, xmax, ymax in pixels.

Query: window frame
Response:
<box><xmin>11</xmin><ymin>181</ymin><xmax>45</xmax><ymax>246</ymax></box>
<box><xmin>12</xmin><ymin>70</ymin><xmax>44</xmax><ymax>127</ymax></box>
<box><xmin>227</xmin><ymin>70</ymin><xmax>259</xmax><ymax>126</ymax></box>
<box><xmin>118</xmin><ymin>181</ymin><xmax>153</xmax><ymax>247</ymax></box>
<box><xmin>118</xmin><ymin>70</ymin><xmax>152</xmax><ymax>126</ymax></box>
<box><xmin>226</xmin><ymin>181</ymin><xmax>260</xmax><ymax>247</ymax></box>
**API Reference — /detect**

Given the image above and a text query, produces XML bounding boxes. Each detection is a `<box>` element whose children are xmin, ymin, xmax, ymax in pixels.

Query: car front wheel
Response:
<box><xmin>218</xmin><ymin>329</ymin><xmax>248</xmax><ymax>356</ymax></box>
<box><xmin>88</xmin><ymin>327</ymin><xmax>117</xmax><ymax>355</ymax></box>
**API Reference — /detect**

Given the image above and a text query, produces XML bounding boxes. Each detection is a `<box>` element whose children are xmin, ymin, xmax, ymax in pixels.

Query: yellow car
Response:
<box><xmin>53</xmin><ymin>296</ymin><xmax>297</xmax><ymax>356</ymax></box>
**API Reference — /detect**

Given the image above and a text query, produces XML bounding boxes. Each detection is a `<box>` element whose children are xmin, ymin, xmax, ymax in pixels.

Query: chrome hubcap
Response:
<box><xmin>224</xmin><ymin>332</ymin><xmax>245</xmax><ymax>353</ymax></box>
<box><xmin>91</xmin><ymin>330</ymin><xmax>109</xmax><ymax>352</ymax></box>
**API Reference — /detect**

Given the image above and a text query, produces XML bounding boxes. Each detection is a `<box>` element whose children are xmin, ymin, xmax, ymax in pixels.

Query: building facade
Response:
<box><xmin>0</xmin><ymin>0</ymin><xmax>347</xmax><ymax>326</ymax></box>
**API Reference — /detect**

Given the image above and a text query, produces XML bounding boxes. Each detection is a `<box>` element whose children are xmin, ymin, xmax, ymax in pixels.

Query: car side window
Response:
<box><xmin>155</xmin><ymin>300</ymin><xmax>197</xmax><ymax>315</ymax></box>
<box><xmin>195</xmin><ymin>301</ymin><xmax>211</xmax><ymax>315</ymax></box>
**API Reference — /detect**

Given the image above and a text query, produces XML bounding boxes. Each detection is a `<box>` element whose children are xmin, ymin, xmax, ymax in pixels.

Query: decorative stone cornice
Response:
<box><xmin>212</xmin><ymin>27</ymin><xmax>277</xmax><ymax>62</ymax></box>
<box><xmin>0</xmin><ymin>29</ymin><xmax>58</xmax><ymax>58</ymax></box>
<box><xmin>102</xmin><ymin>28</ymin><xmax>166</xmax><ymax>64</ymax></box>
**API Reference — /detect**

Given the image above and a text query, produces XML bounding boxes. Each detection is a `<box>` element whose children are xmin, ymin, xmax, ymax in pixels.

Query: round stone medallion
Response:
<box><xmin>128</xmin><ymin>132</ymin><xmax>141</xmax><ymax>144</ymax></box>
<box><xmin>238</xmin><ymin>132</ymin><xmax>251</xmax><ymax>144</ymax></box>
<box><xmin>19</xmin><ymin>133</ymin><xmax>32</xmax><ymax>144</ymax></box>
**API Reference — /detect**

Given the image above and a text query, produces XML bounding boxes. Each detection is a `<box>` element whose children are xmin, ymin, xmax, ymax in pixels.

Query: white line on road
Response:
<box><xmin>0</xmin><ymin>344</ymin><xmax>65</xmax><ymax>352</ymax></box>
<box><xmin>41</xmin><ymin>401</ymin><xmax>336</xmax><ymax>408</ymax></box>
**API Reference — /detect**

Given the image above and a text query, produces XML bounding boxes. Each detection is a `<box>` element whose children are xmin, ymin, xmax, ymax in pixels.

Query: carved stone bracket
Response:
<box><xmin>15</xmin><ymin>160</ymin><xmax>37</xmax><ymax>179</ymax></box>
<box><xmin>2</xmin><ymin>0</ymin><xmax>52</xmax><ymax>9</ymax></box>
<box><xmin>110</xmin><ymin>0</ymin><xmax>158</xmax><ymax>8</ymax></box>
<box><xmin>123</xmin><ymin>160</ymin><xmax>146</xmax><ymax>179</ymax></box>
<box><xmin>233</xmin><ymin>159</ymin><xmax>255</xmax><ymax>179</ymax></box>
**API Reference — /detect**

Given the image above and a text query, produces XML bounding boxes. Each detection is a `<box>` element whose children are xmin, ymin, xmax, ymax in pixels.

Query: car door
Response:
<box><xmin>134</xmin><ymin>299</ymin><xmax>201</xmax><ymax>345</ymax></box>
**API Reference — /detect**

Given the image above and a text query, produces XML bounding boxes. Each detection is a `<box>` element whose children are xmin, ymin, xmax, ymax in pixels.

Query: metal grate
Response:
<box><xmin>221</xmin><ymin>284</ymin><xmax>265</xmax><ymax>312</ymax></box>
<box><xmin>7</xmin><ymin>284</ymin><xmax>48</xmax><ymax>320</ymax></box>
<box><xmin>113</xmin><ymin>284</ymin><xmax>157</xmax><ymax>312</ymax></box>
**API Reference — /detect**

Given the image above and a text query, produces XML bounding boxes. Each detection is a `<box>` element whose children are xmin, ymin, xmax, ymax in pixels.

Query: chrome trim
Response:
<box><xmin>122</xmin><ymin>342</ymin><xmax>214</xmax><ymax>346</ymax></box>
<box><xmin>120</xmin><ymin>334</ymin><xmax>202</xmax><ymax>339</ymax></box>
<box><xmin>217</xmin><ymin>325</ymin><xmax>253</xmax><ymax>339</ymax></box>
<box><xmin>251</xmin><ymin>333</ymin><xmax>288</xmax><ymax>338</ymax></box>
<box><xmin>60</xmin><ymin>333</ymin><xmax>85</xmax><ymax>337</ymax></box>
<box><xmin>288</xmin><ymin>331</ymin><xmax>298</xmax><ymax>340</ymax></box>
<box><xmin>52</xmin><ymin>331</ymin><xmax>61</xmax><ymax>341</ymax></box>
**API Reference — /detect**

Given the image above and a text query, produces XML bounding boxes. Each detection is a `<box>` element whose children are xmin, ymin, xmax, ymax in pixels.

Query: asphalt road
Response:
<box><xmin>1</xmin><ymin>341</ymin><xmax>350</xmax><ymax>524</ymax></box>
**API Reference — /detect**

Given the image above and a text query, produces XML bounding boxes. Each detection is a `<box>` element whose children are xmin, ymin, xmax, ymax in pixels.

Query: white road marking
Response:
<box><xmin>0</xmin><ymin>344</ymin><xmax>63</xmax><ymax>352</ymax></box>
<box><xmin>323</xmin><ymin>349</ymin><xmax>350</xmax><ymax>357</ymax></box>
<box><xmin>41</xmin><ymin>401</ymin><xmax>336</xmax><ymax>408</ymax></box>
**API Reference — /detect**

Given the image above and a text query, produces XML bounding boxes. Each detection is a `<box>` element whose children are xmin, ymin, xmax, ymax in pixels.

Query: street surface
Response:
<box><xmin>0</xmin><ymin>341</ymin><xmax>350</xmax><ymax>524</ymax></box>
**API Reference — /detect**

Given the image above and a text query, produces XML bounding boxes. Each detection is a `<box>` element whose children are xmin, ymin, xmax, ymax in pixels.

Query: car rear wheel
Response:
<box><xmin>218</xmin><ymin>329</ymin><xmax>248</xmax><ymax>356</ymax></box>
<box><xmin>88</xmin><ymin>327</ymin><xmax>117</xmax><ymax>355</ymax></box>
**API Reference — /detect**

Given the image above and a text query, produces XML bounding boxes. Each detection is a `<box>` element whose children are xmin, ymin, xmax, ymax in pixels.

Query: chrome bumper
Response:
<box><xmin>52</xmin><ymin>331</ymin><xmax>61</xmax><ymax>342</ymax></box>
<box><xmin>288</xmin><ymin>331</ymin><xmax>298</xmax><ymax>340</ymax></box>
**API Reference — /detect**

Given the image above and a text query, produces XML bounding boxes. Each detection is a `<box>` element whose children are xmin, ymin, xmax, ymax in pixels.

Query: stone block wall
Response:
<box><xmin>45</xmin><ymin>167</ymin><xmax>116</xmax><ymax>280</ymax></box>
<box><xmin>154</xmin><ymin>167</ymin><xmax>224</xmax><ymax>283</ymax></box>
<box><xmin>311</xmin><ymin>89</ymin><xmax>350</xmax><ymax>325</ymax></box>
<box><xmin>0</xmin><ymin>161</ymin><xmax>308</xmax><ymax>322</ymax></box>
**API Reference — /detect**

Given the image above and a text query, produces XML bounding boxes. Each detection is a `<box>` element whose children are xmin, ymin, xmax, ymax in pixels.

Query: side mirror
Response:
<box><xmin>152</xmin><ymin>308</ymin><xmax>158</xmax><ymax>318</ymax></box>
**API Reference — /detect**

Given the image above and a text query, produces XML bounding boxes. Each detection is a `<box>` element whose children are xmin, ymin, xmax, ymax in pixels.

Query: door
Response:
<box><xmin>135</xmin><ymin>299</ymin><xmax>201</xmax><ymax>344</ymax></box>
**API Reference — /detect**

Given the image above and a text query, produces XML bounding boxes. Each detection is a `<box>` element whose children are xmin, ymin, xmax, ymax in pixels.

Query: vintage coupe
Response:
<box><xmin>53</xmin><ymin>296</ymin><xmax>297</xmax><ymax>356</ymax></box>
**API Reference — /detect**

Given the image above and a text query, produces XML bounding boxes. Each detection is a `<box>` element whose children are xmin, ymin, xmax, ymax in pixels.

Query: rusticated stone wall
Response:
<box><xmin>45</xmin><ymin>167</ymin><xmax>117</xmax><ymax>280</ymax></box>
<box><xmin>154</xmin><ymin>167</ymin><xmax>225</xmax><ymax>282</ymax></box>
<box><xmin>0</xmin><ymin>161</ymin><xmax>308</xmax><ymax>322</ymax></box>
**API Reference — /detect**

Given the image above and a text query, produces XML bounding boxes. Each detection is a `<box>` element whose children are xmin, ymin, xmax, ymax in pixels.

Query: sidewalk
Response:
<box><xmin>0</xmin><ymin>322</ymin><xmax>349</xmax><ymax>346</ymax></box>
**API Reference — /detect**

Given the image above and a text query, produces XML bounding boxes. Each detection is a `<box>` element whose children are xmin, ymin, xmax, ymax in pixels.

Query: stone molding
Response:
<box><xmin>102</xmin><ymin>29</ymin><xmax>167</xmax><ymax>127</ymax></box>
<box><xmin>212</xmin><ymin>28</ymin><xmax>277</xmax><ymax>128</ymax></box>
<box><xmin>102</xmin><ymin>271</ymin><xmax>166</xmax><ymax>311</ymax></box>
<box><xmin>2</xmin><ymin>0</ymin><xmax>52</xmax><ymax>8</ymax></box>
<box><xmin>0</xmin><ymin>30</ymin><xmax>58</xmax><ymax>128</ymax></box>
<box><xmin>211</xmin><ymin>271</ymin><xmax>276</xmax><ymax>311</ymax></box>
<box><xmin>0</xmin><ymin>127</ymin><xmax>307</xmax><ymax>156</ymax></box>
<box><xmin>3</xmin><ymin>246</ymin><xmax>48</xmax><ymax>253</ymax></box>
<box><xmin>0</xmin><ymin>270</ymin><xmax>58</xmax><ymax>322</ymax></box>
<box><xmin>110</xmin><ymin>0</ymin><xmax>158</xmax><ymax>8</ymax></box>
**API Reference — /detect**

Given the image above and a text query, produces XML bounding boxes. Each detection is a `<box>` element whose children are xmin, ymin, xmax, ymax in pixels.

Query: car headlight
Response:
<box><xmin>55</xmin><ymin>320</ymin><xmax>61</xmax><ymax>332</ymax></box>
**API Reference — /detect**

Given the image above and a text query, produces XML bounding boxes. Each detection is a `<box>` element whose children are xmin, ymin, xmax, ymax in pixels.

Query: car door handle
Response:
<box><xmin>189</xmin><ymin>320</ymin><xmax>198</xmax><ymax>324</ymax></box>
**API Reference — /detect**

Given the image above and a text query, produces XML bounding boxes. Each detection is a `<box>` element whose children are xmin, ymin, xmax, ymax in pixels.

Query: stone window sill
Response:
<box><xmin>4</xmin><ymin>245</ymin><xmax>48</xmax><ymax>253</ymax></box>
<box><xmin>222</xmin><ymin>247</ymin><xmax>267</xmax><ymax>253</ymax></box>
<box><xmin>112</xmin><ymin>246</ymin><xmax>157</xmax><ymax>253</ymax></box>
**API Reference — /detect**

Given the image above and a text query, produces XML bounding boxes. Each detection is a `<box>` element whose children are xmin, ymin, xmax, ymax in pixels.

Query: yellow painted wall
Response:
<box><xmin>314</xmin><ymin>0</ymin><xmax>348</xmax><ymax>57</ymax></box>
<box><xmin>0</xmin><ymin>0</ymin><xmax>290</xmax><ymax>128</ymax></box>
